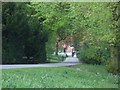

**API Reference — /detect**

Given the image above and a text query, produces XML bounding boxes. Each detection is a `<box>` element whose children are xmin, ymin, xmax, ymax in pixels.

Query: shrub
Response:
<box><xmin>78</xmin><ymin>45</ymin><xmax>110</xmax><ymax>65</ymax></box>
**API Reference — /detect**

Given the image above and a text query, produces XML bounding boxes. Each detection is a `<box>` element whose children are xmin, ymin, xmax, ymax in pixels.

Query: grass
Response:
<box><xmin>47</xmin><ymin>54</ymin><xmax>65</xmax><ymax>63</ymax></box>
<box><xmin>2</xmin><ymin>64</ymin><xmax>119</xmax><ymax>88</ymax></box>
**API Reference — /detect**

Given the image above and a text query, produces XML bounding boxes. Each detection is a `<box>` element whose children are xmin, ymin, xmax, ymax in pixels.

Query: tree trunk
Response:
<box><xmin>55</xmin><ymin>41</ymin><xmax>59</xmax><ymax>55</ymax></box>
<box><xmin>107</xmin><ymin>2</ymin><xmax>120</xmax><ymax>74</ymax></box>
<box><xmin>110</xmin><ymin>46</ymin><xmax>118</xmax><ymax>62</ymax></box>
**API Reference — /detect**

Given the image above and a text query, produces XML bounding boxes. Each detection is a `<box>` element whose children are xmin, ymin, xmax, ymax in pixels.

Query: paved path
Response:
<box><xmin>64</xmin><ymin>57</ymin><xmax>79</xmax><ymax>63</ymax></box>
<box><xmin>1</xmin><ymin>57</ymin><xmax>80</xmax><ymax>69</ymax></box>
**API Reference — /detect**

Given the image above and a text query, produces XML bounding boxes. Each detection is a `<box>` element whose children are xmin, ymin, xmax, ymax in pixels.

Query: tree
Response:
<box><xmin>2</xmin><ymin>2</ymin><xmax>48</xmax><ymax>64</ymax></box>
<box><xmin>2</xmin><ymin>2</ymin><xmax>30</xmax><ymax>63</ymax></box>
<box><xmin>106</xmin><ymin>2</ymin><xmax>120</xmax><ymax>74</ymax></box>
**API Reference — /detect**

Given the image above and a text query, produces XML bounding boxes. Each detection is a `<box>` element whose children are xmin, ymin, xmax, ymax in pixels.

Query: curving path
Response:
<box><xmin>1</xmin><ymin>57</ymin><xmax>80</xmax><ymax>69</ymax></box>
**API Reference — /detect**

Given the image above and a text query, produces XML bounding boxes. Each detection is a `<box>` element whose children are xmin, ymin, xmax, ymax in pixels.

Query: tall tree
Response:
<box><xmin>107</xmin><ymin>2</ymin><xmax>120</xmax><ymax>74</ymax></box>
<box><xmin>2</xmin><ymin>2</ymin><xmax>30</xmax><ymax>63</ymax></box>
<box><xmin>2</xmin><ymin>2</ymin><xmax>48</xmax><ymax>64</ymax></box>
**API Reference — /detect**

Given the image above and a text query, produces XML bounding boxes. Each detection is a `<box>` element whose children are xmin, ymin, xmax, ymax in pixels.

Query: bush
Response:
<box><xmin>78</xmin><ymin>45</ymin><xmax>110</xmax><ymax>65</ymax></box>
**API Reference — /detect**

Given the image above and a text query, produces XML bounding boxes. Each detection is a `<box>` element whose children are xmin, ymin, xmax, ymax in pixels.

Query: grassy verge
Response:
<box><xmin>2</xmin><ymin>64</ymin><xmax>119</xmax><ymax>88</ymax></box>
<box><xmin>47</xmin><ymin>54</ymin><xmax>65</xmax><ymax>63</ymax></box>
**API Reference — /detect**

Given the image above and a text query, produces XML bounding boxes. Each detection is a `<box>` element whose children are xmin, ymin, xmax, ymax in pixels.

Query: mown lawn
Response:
<box><xmin>2</xmin><ymin>64</ymin><xmax>119</xmax><ymax>88</ymax></box>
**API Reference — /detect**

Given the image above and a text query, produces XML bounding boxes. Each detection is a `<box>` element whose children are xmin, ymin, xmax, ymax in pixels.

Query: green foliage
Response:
<box><xmin>79</xmin><ymin>46</ymin><xmax>100</xmax><ymax>64</ymax></box>
<box><xmin>2</xmin><ymin>2</ymin><xmax>29</xmax><ymax>64</ymax></box>
<box><xmin>2</xmin><ymin>2</ymin><xmax>48</xmax><ymax>64</ymax></box>
<box><xmin>2</xmin><ymin>2</ymin><xmax>120</xmax><ymax>75</ymax></box>
<box><xmin>46</xmin><ymin>32</ymin><xmax>57</xmax><ymax>52</ymax></box>
<box><xmin>78</xmin><ymin>43</ymin><xmax>110</xmax><ymax>65</ymax></box>
<box><xmin>106</xmin><ymin>2</ymin><xmax>120</xmax><ymax>74</ymax></box>
<box><xmin>2</xmin><ymin>64</ymin><xmax>118</xmax><ymax>88</ymax></box>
